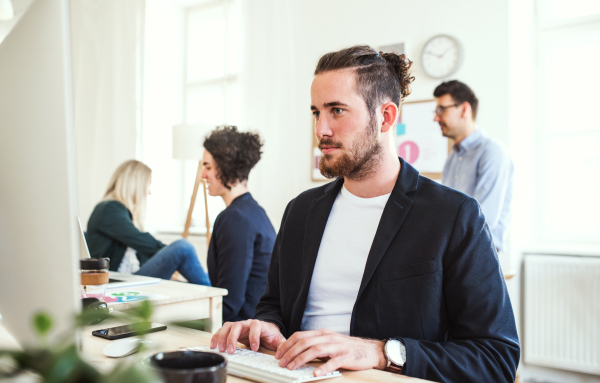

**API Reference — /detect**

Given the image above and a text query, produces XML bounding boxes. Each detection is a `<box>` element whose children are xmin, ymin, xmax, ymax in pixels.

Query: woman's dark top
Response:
<box><xmin>86</xmin><ymin>200</ymin><xmax>165</xmax><ymax>271</ymax></box>
<box><xmin>207</xmin><ymin>193</ymin><xmax>276</xmax><ymax>323</ymax></box>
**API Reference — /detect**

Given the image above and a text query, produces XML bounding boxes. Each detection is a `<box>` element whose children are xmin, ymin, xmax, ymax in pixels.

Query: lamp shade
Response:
<box><xmin>0</xmin><ymin>0</ymin><xmax>14</xmax><ymax>21</ymax></box>
<box><xmin>172</xmin><ymin>124</ymin><xmax>215</xmax><ymax>160</ymax></box>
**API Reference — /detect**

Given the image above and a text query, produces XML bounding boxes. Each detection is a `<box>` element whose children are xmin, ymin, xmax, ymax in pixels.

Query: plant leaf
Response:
<box><xmin>45</xmin><ymin>344</ymin><xmax>102</xmax><ymax>383</ymax></box>
<box><xmin>132</xmin><ymin>300</ymin><xmax>153</xmax><ymax>321</ymax></box>
<box><xmin>74</xmin><ymin>308</ymin><xmax>113</xmax><ymax>327</ymax></box>
<box><xmin>170</xmin><ymin>319</ymin><xmax>207</xmax><ymax>332</ymax></box>
<box><xmin>32</xmin><ymin>312</ymin><xmax>53</xmax><ymax>337</ymax></box>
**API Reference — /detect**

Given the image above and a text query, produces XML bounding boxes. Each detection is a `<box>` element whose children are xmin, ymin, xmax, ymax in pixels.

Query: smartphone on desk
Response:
<box><xmin>92</xmin><ymin>322</ymin><xmax>167</xmax><ymax>340</ymax></box>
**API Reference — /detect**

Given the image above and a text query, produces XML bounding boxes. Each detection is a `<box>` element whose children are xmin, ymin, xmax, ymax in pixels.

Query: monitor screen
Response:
<box><xmin>0</xmin><ymin>0</ymin><xmax>80</xmax><ymax>347</ymax></box>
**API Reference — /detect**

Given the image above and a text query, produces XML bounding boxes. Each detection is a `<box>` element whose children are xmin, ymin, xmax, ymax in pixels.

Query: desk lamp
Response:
<box><xmin>172</xmin><ymin>124</ymin><xmax>213</xmax><ymax>243</ymax></box>
<box><xmin>0</xmin><ymin>0</ymin><xmax>14</xmax><ymax>21</ymax></box>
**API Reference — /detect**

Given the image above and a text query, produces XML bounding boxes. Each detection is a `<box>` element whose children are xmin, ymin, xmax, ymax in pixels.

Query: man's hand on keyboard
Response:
<box><xmin>211</xmin><ymin>319</ymin><xmax>286</xmax><ymax>353</ymax></box>
<box><xmin>274</xmin><ymin>329</ymin><xmax>387</xmax><ymax>377</ymax></box>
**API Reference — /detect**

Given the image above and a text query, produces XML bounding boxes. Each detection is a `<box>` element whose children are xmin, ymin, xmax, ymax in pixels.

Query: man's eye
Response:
<box><xmin>312</xmin><ymin>111</ymin><xmax>320</xmax><ymax>118</ymax></box>
<box><xmin>333</xmin><ymin>108</ymin><xmax>343</xmax><ymax>114</ymax></box>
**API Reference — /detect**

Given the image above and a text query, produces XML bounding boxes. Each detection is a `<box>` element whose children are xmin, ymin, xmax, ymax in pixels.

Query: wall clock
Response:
<box><xmin>421</xmin><ymin>34</ymin><xmax>463</xmax><ymax>79</ymax></box>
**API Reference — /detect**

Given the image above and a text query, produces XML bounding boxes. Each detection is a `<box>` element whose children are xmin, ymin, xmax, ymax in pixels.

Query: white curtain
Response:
<box><xmin>70</xmin><ymin>0</ymin><xmax>145</xmax><ymax>226</ymax></box>
<box><xmin>241</xmin><ymin>0</ymin><xmax>304</xmax><ymax>228</ymax></box>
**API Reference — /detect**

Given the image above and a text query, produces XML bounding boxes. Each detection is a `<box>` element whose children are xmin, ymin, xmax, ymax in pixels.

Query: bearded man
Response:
<box><xmin>210</xmin><ymin>45</ymin><xmax>520</xmax><ymax>383</ymax></box>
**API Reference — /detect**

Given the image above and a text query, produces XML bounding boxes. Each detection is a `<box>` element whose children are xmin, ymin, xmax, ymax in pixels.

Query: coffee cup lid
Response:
<box><xmin>80</xmin><ymin>258</ymin><xmax>110</xmax><ymax>270</ymax></box>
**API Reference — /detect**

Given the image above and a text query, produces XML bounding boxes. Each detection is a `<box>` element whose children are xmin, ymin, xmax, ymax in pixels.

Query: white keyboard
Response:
<box><xmin>185</xmin><ymin>346</ymin><xmax>342</xmax><ymax>383</ymax></box>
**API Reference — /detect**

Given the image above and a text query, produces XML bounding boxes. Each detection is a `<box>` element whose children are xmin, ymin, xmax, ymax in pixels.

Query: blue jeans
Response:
<box><xmin>135</xmin><ymin>239</ymin><xmax>211</xmax><ymax>286</ymax></box>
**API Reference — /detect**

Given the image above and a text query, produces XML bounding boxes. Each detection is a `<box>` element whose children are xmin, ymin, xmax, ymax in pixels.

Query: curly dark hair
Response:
<box><xmin>433</xmin><ymin>80</ymin><xmax>479</xmax><ymax>120</ymax></box>
<box><xmin>314</xmin><ymin>45</ymin><xmax>415</xmax><ymax>122</ymax></box>
<box><xmin>203</xmin><ymin>126</ymin><xmax>263</xmax><ymax>190</ymax></box>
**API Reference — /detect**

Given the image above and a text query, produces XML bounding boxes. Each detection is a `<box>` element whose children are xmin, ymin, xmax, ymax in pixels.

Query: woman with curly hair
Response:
<box><xmin>86</xmin><ymin>160</ymin><xmax>211</xmax><ymax>285</ymax></box>
<box><xmin>201</xmin><ymin>126</ymin><xmax>276</xmax><ymax>323</ymax></box>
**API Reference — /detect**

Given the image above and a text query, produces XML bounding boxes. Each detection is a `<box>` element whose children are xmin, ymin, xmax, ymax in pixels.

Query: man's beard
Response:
<box><xmin>318</xmin><ymin>118</ymin><xmax>382</xmax><ymax>181</ymax></box>
<box><xmin>439</xmin><ymin>122</ymin><xmax>455</xmax><ymax>140</ymax></box>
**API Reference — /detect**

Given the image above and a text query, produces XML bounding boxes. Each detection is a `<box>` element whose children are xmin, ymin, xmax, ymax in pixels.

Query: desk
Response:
<box><xmin>0</xmin><ymin>280</ymin><xmax>431</xmax><ymax>382</ymax></box>
<box><xmin>0</xmin><ymin>320</ymin><xmax>432</xmax><ymax>382</ymax></box>
<box><xmin>82</xmin><ymin>319</ymin><xmax>431</xmax><ymax>383</ymax></box>
<box><xmin>106</xmin><ymin>278</ymin><xmax>227</xmax><ymax>333</ymax></box>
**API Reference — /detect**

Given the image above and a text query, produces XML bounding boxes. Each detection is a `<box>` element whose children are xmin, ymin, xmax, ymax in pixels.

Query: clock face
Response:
<box><xmin>421</xmin><ymin>35</ymin><xmax>462</xmax><ymax>79</ymax></box>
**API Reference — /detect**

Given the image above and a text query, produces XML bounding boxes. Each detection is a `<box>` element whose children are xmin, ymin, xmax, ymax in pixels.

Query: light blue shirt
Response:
<box><xmin>442</xmin><ymin>130</ymin><xmax>514</xmax><ymax>252</ymax></box>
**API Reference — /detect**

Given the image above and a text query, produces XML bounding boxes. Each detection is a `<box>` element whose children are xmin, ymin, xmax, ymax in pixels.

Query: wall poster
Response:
<box><xmin>396</xmin><ymin>100</ymin><xmax>452</xmax><ymax>179</ymax></box>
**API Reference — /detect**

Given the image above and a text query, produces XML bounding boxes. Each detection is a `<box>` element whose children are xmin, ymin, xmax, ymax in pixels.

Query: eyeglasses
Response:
<box><xmin>434</xmin><ymin>104</ymin><xmax>459</xmax><ymax>116</ymax></box>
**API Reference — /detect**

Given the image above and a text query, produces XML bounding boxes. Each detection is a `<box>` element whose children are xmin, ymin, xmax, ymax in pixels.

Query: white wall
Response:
<box><xmin>508</xmin><ymin>0</ymin><xmax>600</xmax><ymax>381</ymax></box>
<box><xmin>0</xmin><ymin>0</ymin><xmax>35</xmax><ymax>45</ymax></box>
<box><xmin>508</xmin><ymin>0</ymin><xmax>535</xmax><ymax>373</ymax></box>
<box><xmin>141</xmin><ymin>0</ymin><xmax>185</xmax><ymax>232</ymax></box>
<box><xmin>242</xmin><ymin>0</ymin><xmax>510</xmax><ymax>230</ymax></box>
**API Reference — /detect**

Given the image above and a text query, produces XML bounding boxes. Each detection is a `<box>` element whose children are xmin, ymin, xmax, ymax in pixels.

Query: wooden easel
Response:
<box><xmin>182</xmin><ymin>161</ymin><xmax>211</xmax><ymax>245</ymax></box>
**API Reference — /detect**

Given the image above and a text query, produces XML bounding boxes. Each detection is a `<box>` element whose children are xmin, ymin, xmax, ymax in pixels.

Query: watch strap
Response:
<box><xmin>385</xmin><ymin>361</ymin><xmax>403</xmax><ymax>373</ymax></box>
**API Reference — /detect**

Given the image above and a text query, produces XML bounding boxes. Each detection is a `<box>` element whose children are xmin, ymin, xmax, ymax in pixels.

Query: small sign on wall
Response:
<box><xmin>379</xmin><ymin>42</ymin><xmax>405</xmax><ymax>55</ymax></box>
<box><xmin>396</xmin><ymin>100</ymin><xmax>452</xmax><ymax>179</ymax></box>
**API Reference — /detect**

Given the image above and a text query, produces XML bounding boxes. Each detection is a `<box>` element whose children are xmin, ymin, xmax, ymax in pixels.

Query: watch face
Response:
<box><xmin>385</xmin><ymin>340</ymin><xmax>406</xmax><ymax>366</ymax></box>
<box><xmin>421</xmin><ymin>34</ymin><xmax>462</xmax><ymax>79</ymax></box>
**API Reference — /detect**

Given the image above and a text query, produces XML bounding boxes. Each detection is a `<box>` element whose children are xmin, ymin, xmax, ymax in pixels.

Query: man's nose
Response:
<box><xmin>315</xmin><ymin>116</ymin><xmax>333</xmax><ymax>139</ymax></box>
<box><xmin>433</xmin><ymin>113</ymin><xmax>441</xmax><ymax>122</ymax></box>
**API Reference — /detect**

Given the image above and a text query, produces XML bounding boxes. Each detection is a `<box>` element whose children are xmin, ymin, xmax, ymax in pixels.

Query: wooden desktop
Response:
<box><xmin>82</xmin><ymin>319</ymin><xmax>432</xmax><ymax>383</ymax></box>
<box><xmin>0</xmin><ymin>275</ymin><xmax>431</xmax><ymax>382</ymax></box>
<box><xmin>0</xmin><ymin>310</ymin><xmax>432</xmax><ymax>383</ymax></box>
<box><xmin>106</xmin><ymin>275</ymin><xmax>227</xmax><ymax>333</ymax></box>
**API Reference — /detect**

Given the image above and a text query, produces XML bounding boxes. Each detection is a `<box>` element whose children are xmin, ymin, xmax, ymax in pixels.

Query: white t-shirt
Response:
<box><xmin>301</xmin><ymin>184</ymin><xmax>390</xmax><ymax>335</ymax></box>
<box><xmin>117</xmin><ymin>247</ymin><xmax>140</xmax><ymax>274</ymax></box>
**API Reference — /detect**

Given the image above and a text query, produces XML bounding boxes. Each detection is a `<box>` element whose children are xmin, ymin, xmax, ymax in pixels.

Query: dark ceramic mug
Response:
<box><xmin>143</xmin><ymin>350</ymin><xmax>227</xmax><ymax>383</ymax></box>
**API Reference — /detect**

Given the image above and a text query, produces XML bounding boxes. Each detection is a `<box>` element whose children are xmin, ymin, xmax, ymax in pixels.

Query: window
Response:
<box><xmin>539</xmin><ymin>0</ymin><xmax>600</xmax><ymax>23</ymax></box>
<box><xmin>182</xmin><ymin>0</ymin><xmax>242</xmax><ymax>229</ymax></box>
<box><xmin>535</xmin><ymin>1</ymin><xmax>600</xmax><ymax>247</ymax></box>
<box><xmin>140</xmin><ymin>0</ymin><xmax>242</xmax><ymax>233</ymax></box>
<box><xmin>184</xmin><ymin>0</ymin><xmax>241</xmax><ymax>125</ymax></box>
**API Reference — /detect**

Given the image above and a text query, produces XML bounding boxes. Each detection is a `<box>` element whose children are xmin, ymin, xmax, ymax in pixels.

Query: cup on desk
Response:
<box><xmin>80</xmin><ymin>258</ymin><xmax>110</xmax><ymax>300</ymax></box>
<box><xmin>143</xmin><ymin>351</ymin><xmax>227</xmax><ymax>383</ymax></box>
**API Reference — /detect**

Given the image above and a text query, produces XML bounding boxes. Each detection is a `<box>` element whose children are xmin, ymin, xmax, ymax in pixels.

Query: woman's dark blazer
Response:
<box><xmin>208</xmin><ymin>193</ymin><xmax>276</xmax><ymax>323</ymax></box>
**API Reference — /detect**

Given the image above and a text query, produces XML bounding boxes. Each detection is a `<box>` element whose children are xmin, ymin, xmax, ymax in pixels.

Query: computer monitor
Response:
<box><xmin>0</xmin><ymin>0</ymin><xmax>80</xmax><ymax>346</ymax></box>
<box><xmin>78</xmin><ymin>217</ymin><xmax>91</xmax><ymax>259</ymax></box>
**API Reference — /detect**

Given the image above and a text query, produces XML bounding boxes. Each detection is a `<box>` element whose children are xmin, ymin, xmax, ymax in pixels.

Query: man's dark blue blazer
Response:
<box><xmin>254</xmin><ymin>158</ymin><xmax>520</xmax><ymax>382</ymax></box>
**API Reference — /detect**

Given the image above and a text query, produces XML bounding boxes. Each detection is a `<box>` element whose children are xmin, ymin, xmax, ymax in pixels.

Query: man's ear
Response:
<box><xmin>460</xmin><ymin>102</ymin><xmax>471</xmax><ymax>119</ymax></box>
<box><xmin>380</xmin><ymin>102</ymin><xmax>398</xmax><ymax>133</ymax></box>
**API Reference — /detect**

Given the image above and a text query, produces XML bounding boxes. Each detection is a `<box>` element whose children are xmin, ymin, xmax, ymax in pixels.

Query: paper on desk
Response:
<box><xmin>104</xmin><ymin>290</ymin><xmax>169</xmax><ymax>306</ymax></box>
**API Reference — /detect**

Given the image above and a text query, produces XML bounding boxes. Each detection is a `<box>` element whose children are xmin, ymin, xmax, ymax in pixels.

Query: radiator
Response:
<box><xmin>525</xmin><ymin>254</ymin><xmax>600</xmax><ymax>375</ymax></box>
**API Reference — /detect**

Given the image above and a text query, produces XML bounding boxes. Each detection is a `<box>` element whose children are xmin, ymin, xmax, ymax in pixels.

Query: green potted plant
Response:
<box><xmin>0</xmin><ymin>301</ymin><xmax>162</xmax><ymax>383</ymax></box>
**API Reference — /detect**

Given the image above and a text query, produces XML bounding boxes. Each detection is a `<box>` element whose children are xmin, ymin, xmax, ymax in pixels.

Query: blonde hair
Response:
<box><xmin>103</xmin><ymin>160</ymin><xmax>152</xmax><ymax>231</ymax></box>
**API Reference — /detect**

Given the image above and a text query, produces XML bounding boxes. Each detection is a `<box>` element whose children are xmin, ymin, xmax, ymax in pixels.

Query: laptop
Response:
<box><xmin>77</xmin><ymin>217</ymin><xmax>161</xmax><ymax>289</ymax></box>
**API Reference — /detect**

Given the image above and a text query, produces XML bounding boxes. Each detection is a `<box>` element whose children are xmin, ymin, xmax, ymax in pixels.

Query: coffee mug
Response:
<box><xmin>143</xmin><ymin>351</ymin><xmax>227</xmax><ymax>383</ymax></box>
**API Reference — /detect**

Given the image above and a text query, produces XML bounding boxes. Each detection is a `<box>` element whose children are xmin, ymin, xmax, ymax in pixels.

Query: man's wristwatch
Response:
<box><xmin>384</xmin><ymin>339</ymin><xmax>406</xmax><ymax>373</ymax></box>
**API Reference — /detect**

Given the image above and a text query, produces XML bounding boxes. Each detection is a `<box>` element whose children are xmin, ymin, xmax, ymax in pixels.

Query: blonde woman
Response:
<box><xmin>85</xmin><ymin>160</ymin><xmax>210</xmax><ymax>285</ymax></box>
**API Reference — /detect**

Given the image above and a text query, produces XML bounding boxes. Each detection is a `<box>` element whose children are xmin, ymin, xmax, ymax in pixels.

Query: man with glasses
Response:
<box><xmin>434</xmin><ymin>80</ymin><xmax>514</xmax><ymax>254</ymax></box>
